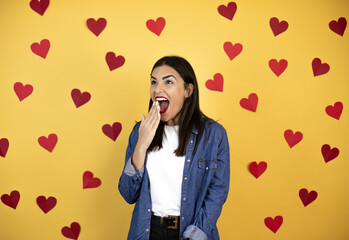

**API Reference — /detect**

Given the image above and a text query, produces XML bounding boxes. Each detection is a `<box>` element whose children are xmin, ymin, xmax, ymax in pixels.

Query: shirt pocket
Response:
<box><xmin>195</xmin><ymin>159</ymin><xmax>218</xmax><ymax>190</ymax></box>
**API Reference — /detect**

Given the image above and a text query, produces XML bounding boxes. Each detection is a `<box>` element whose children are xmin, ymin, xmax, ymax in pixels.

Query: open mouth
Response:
<box><xmin>155</xmin><ymin>96</ymin><xmax>169</xmax><ymax>114</ymax></box>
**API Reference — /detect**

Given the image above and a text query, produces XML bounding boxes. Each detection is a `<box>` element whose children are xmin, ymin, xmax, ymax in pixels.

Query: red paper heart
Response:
<box><xmin>217</xmin><ymin>2</ymin><xmax>237</xmax><ymax>21</ymax></box>
<box><xmin>102</xmin><ymin>122</ymin><xmax>122</xmax><ymax>141</ymax></box>
<box><xmin>329</xmin><ymin>17</ymin><xmax>347</xmax><ymax>36</ymax></box>
<box><xmin>31</xmin><ymin>39</ymin><xmax>50</xmax><ymax>59</ymax></box>
<box><xmin>86</xmin><ymin>18</ymin><xmax>107</xmax><ymax>37</ymax></box>
<box><xmin>264</xmin><ymin>216</ymin><xmax>283</xmax><ymax>233</ymax></box>
<box><xmin>146</xmin><ymin>17</ymin><xmax>166</xmax><ymax>36</ymax></box>
<box><xmin>240</xmin><ymin>93</ymin><xmax>258</xmax><ymax>112</ymax></box>
<box><xmin>269</xmin><ymin>59</ymin><xmax>288</xmax><ymax>77</ymax></box>
<box><xmin>312</xmin><ymin>58</ymin><xmax>330</xmax><ymax>76</ymax></box>
<box><xmin>1</xmin><ymin>190</ymin><xmax>20</xmax><ymax>209</ymax></box>
<box><xmin>249</xmin><ymin>161</ymin><xmax>267</xmax><ymax>179</ymax></box>
<box><xmin>321</xmin><ymin>144</ymin><xmax>339</xmax><ymax>163</ymax></box>
<box><xmin>29</xmin><ymin>0</ymin><xmax>49</xmax><ymax>16</ymax></box>
<box><xmin>83</xmin><ymin>171</ymin><xmax>101</xmax><ymax>189</ymax></box>
<box><xmin>71</xmin><ymin>89</ymin><xmax>91</xmax><ymax>108</ymax></box>
<box><xmin>325</xmin><ymin>102</ymin><xmax>343</xmax><ymax>120</ymax></box>
<box><xmin>299</xmin><ymin>188</ymin><xmax>318</xmax><ymax>207</ymax></box>
<box><xmin>269</xmin><ymin>17</ymin><xmax>288</xmax><ymax>36</ymax></box>
<box><xmin>105</xmin><ymin>52</ymin><xmax>125</xmax><ymax>71</ymax></box>
<box><xmin>37</xmin><ymin>196</ymin><xmax>57</xmax><ymax>214</ymax></box>
<box><xmin>205</xmin><ymin>73</ymin><xmax>224</xmax><ymax>92</ymax></box>
<box><xmin>0</xmin><ymin>138</ymin><xmax>9</xmax><ymax>158</ymax></box>
<box><xmin>61</xmin><ymin>222</ymin><xmax>80</xmax><ymax>240</ymax></box>
<box><xmin>14</xmin><ymin>82</ymin><xmax>33</xmax><ymax>101</ymax></box>
<box><xmin>284</xmin><ymin>130</ymin><xmax>303</xmax><ymax>148</ymax></box>
<box><xmin>38</xmin><ymin>134</ymin><xmax>58</xmax><ymax>152</ymax></box>
<box><xmin>223</xmin><ymin>42</ymin><xmax>243</xmax><ymax>60</ymax></box>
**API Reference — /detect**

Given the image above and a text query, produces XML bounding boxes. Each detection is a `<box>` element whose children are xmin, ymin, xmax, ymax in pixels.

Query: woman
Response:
<box><xmin>118</xmin><ymin>56</ymin><xmax>230</xmax><ymax>240</ymax></box>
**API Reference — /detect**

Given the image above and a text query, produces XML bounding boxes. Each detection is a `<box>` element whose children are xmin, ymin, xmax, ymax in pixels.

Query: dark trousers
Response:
<box><xmin>150</xmin><ymin>214</ymin><xmax>180</xmax><ymax>240</ymax></box>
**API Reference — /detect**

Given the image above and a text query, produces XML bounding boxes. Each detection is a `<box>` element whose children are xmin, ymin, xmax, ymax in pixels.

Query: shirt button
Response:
<box><xmin>190</xmin><ymin>140</ymin><xmax>193</xmax><ymax>144</ymax></box>
<box><xmin>206</xmin><ymin>167</ymin><xmax>209</xmax><ymax>170</ymax></box>
<box><xmin>146</xmin><ymin>229</ymin><xmax>149</xmax><ymax>232</ymax></box>
<box><xmin>184</xmin><ymin>177</ymin><xmax>187</xmax><ymax>180</ymax></box>
<box><xmin>182</xmin><ymin>217</ymin><xmax>184</xmax><ymax>220</ymax></box>
<box><xmin>187</xmin><ymin>159</ymin><xmax>191</xmax><ymax>162</ymax></box>
<box><xmin>183</xmin><ymin>197</ymin><xmax>186</xmax><ymax>201</ymax></box>
<box><xmin>148</xmin><ymin>209</ymin><xmax>151</xmax><ymax>212</ymax></box>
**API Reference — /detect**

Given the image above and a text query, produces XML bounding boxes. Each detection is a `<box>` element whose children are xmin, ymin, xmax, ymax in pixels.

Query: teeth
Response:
<box><xmin>155</xmin><ymin>97</ymin><xmax>168</xmax><ymax>101</ymax></box>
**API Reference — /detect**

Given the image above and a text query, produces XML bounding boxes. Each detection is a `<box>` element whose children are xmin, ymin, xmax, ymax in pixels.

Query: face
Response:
<box><xmin>150</xmin><ymin>65</ymin><xmax>192</xmax><ymax>126</ymax></box>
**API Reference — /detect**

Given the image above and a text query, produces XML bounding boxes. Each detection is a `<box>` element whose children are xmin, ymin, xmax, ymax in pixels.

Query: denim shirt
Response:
<box><xmin>118</xmin><ymin>120</ymin><xmax>230</xmax><ymax>240</ymax></box>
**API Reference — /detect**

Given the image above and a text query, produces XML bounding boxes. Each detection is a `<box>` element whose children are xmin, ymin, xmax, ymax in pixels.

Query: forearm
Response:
<box><xmin>132</xmin><ymin>142</ymin><xmax>147</xmax><ymax>171</ymax></box>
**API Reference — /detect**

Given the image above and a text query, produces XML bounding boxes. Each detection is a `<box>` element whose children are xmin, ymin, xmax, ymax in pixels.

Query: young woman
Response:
<box><xmin>118</xmin><ymin>56</ymin><xmax>230</xmax><ymax>240</ymax></box>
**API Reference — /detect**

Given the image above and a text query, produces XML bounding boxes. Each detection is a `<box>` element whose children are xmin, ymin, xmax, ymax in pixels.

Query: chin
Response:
<box><xmin>160</xmin><ymin>113</ymin><xmax>172</xmax><ymax>122</ymax></box>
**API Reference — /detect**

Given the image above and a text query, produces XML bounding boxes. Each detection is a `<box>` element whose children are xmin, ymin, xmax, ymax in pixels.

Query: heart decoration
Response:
<box><xmin>105</xmin><ymin>52</ymin><xmax>125</xmax><ymax>71</ymax></box>
<box><xmin>269</xmin><ymin>59</ymin><xmax>288</xmax><ymax>77</ymax></box>
<box><xmin>240</xmin><ymin>93</ymin><xmax>258</xmax><ymax>112</ymax></box>
<box><xmin>284</xmin><ymin>130</ymin><xmax>303</xmax><ymax>148</ymax></box>
<box><xmin>38</xmin><ymin>133</ymin><xmax>58</xmax><ymax>152</ymax></box>
<box><xmin>61</xmin><ymin>222</ymin><xmax>81</xmax><ymax>240</ymax></box>
<box><xmin>269</xmin><ymin>17</ymin><xmax>288</xmax><ymax>36</ymax></box>
<box><xmin>146</xmin><ymin>17</ymin><xmax>166</xmax><ymax>36</ymax></box>
<box><xmin>102</xmin><ymin>122</ymin><xmax>122</xmax><ymax>141</ymax></box>
<box><xmin>312</xmin><ymin>58</ymin><xmax>330</xmax><ymax>77</ymax></box>
<box><xmin>14</xmin><ymin>82</ymin><xmax>34</xmax><ymax>101</ymax></box>
<box><xmin>299</xmin><ymin>188</ymin><xmax>318</xmax><ymax>207</ymax></box>
<box><xmin>1</xmin><ymin>190</ymin><xmax>20</xmax><ymax>209</ymax></box>
<box><xmin>86</xmin><ymin>18</ymin><xmax>107</xmax><ymax>37</ymax></box>
<box><xmin>83</xmin><ymin>171</ymin><xmax>101</xmax><ymax>189</ymax></box>
<box><xmin>217</xmin><ymin>2</ymin><xmax>237</xmax><ymax>21</ymax></box>
<box><xmin>329</xmin><ymin>17</ymin><xmax>347</xmax><ymax>36</ymax></box>
<box><xmin>205</xmin><ymin>73</ymin><xmax>224</xmax><ymax>92</ymax></box>
<box><xmin>29</xmin><ymin>0</ymin><xmax>49</xmax><ymax>16</ymax></box>
<box><xmin>0</xmin><ymin>138</ymin><xmax>9</xmax><ymax>158</ymax></box>
<box><xmin>265</xmin><ymin>216</ymin><xmax>283</xmax><ymax>233</ymax></box>
<box><xmin>325</xmin><ymin>102</ymin><xmax>343</xmax><ymax>120</ymax></box>
<box><xmin>37</xmin><ymin>196</ymin><xmax>57</xmax><ymax>214</ymax></box>
<box><xmin>249</xmin><ymin>161</ymin><xmax>267</xmax><ymax>179</ymax></box>
<box><xmin>71</xmin><ymin>89</ymin><xmax>91</xmax><ymax>108</ymax></box>
<box><xmin>223</xmin><ymin>42</ymin><xmax>243</xmax><ymax>61</ymax></box>
<box><xmin>321</xmin><ymin>144</ymin><xmax>339</xmax><ymax>163</ymax></box>
<box><xmin>31</xmin><ymin>39</ymin><xmax>50</xmax><ymax>59</ymax></box>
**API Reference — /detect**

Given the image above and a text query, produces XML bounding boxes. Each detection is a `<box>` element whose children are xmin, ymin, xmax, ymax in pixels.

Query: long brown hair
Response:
<box><xmin>147</xmin><ymin>56</ymin><xmax>210</xmax><ymax>156</ymax></box>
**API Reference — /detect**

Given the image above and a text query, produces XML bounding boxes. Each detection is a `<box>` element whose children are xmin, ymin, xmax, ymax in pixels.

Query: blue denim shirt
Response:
<box><xmin>118</xmin><ymin>120</ymin><xmax>230</xmax><ymax>240</ymax></box>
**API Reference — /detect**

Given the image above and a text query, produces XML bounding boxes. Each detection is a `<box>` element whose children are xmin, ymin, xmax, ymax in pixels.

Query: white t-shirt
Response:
<box><xmin>146</xmin><ymin>125</ymin><xmax>185</xmax><ymax>217</ymax></box>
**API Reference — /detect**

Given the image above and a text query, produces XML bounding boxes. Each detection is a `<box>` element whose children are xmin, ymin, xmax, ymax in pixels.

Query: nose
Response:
<box><xmin>154</xmin><ymin>82</ymin><xmax>163</xmax><ymax>93</ymax></box>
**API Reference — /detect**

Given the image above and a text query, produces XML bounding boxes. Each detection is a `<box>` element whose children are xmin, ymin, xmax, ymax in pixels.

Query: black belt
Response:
<box><xmin>151</xmin><ymin>214</ymin><xmax>179</xmax><ymax>230</ymax></box>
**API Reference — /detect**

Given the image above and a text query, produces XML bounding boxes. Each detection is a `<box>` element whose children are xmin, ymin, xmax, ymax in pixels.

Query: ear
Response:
<box><xmin>185</xmin><ymin>83</ymin><xmax>194</xmax><ymax>98</ymax></box>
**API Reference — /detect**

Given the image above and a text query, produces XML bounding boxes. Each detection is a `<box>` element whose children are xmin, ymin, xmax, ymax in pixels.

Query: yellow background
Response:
<box><xmin>1</xmin><ymin>0</ymin><xmax>348</xmax><ymax>239</ymax></box>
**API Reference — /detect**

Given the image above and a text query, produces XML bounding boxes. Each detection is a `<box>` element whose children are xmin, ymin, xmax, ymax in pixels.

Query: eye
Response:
<box><xmin>165</xmin><ymin>80</ymin><xmax>173</xmax><ymax>85</ymax></box>
<box><xmin>150</xmin><ymin>80</ymin><xmax>157</xmax><ymax>85</ymax></box>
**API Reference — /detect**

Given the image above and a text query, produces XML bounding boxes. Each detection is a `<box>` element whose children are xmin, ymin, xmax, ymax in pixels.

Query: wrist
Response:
<box><xmin>132</xmin><ymin>144</ymin><xmax>147</xmax><ymax>171</ymax></box>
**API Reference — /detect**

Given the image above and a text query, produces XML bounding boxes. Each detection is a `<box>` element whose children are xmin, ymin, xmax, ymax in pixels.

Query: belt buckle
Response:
<box><xmin>167</xmin><ymin>215</ymin><xmax>178</xmax><ymax>230</ymax></box>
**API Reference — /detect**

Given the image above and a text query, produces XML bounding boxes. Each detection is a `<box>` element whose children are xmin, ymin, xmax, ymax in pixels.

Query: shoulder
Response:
<box><xmin>128</xmin><ymin>121</ymin><xmax>141</xmax><ymax>140</ymax></box>
<box><xmin>201</xmin><ymin>118</ymin><xmax>227</xmax><ymax>141</ymax></box>
<box><xmin>202</xmin><ymin>118</ymin><xmax>226</xmax><ymax>133</ymax></box>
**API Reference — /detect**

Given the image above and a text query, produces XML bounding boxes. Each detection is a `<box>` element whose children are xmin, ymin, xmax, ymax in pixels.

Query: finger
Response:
<box><xmin>151</xmin><ymin>111</ymin><xmax>161</xmax><ymax>130</ymax></box>
<box><xmin>146</xmin><ymin>101</ymin><xmax>159</xmax><ymax>124</ymax></box>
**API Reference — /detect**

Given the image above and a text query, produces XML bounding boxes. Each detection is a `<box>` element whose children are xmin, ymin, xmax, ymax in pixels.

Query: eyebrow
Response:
<box><xmin>150</xmin><ymin>74</ymin><xmax>177</xmax><ymax>80</ymax></box>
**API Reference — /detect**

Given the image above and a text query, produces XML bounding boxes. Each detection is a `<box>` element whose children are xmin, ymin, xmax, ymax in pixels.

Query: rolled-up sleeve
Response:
<box><xmin>124</xmin><ymin>157</ymin><xmax>144</xmax><ymax>179</ymax></box>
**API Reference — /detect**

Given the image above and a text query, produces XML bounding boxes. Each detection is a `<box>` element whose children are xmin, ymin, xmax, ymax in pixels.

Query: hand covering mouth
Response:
<box><xmin>155</xmin><ymin>97</ymin><xmax>169</xmax><ymax>114</ymax></box>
